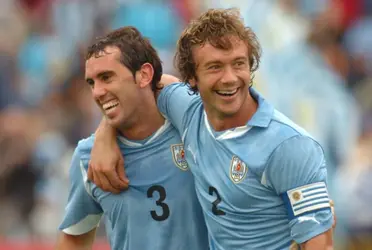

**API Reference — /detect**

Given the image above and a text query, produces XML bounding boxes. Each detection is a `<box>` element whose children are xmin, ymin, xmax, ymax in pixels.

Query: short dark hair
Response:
<box><xmin>86</xmin><ymin>26</ymin><xmax>163</xmax><ymax>92</ymax></box>
<box><xmin>174</xmin><ymin>8</ymin><xmax>262</xmax><ymax>94</ymax></box>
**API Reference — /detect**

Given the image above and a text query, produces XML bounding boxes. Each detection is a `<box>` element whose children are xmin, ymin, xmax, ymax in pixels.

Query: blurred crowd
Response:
<box><xmin>0</xmin><ymin>0</ymin><xmax>371</xmax><ymax>249</ymax></box>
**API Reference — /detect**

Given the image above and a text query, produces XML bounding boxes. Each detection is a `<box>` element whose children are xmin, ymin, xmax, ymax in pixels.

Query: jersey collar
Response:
<box><xmin>118</xmin><ymin>119</ymin><xmax>171</xmax><ymax>147</ymax></box>
<box><xmin>247</xmin><ymin>87</ymin><xmax>274</xmax><ymax>128</ymax></box>
<box><xmin>204</xmin><ymin>87</ymin><xmax>274</xmax><ymax>140</ymax></box>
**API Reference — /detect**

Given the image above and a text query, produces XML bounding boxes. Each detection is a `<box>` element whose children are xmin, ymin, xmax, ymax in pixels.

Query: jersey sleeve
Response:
<box><xmin>265</xmin><ymin>135</ymin><xmax>333</xmax><ymax>244</ymax></box>
<box><xmin>59</xmin><ymin>147</ymin><xmax>103</xmax><ymax>235</ymax></box>
<box><xmin>157</xmin><ymin>83</ymin><xmax>198</xmax><ymax>136</ymax></box>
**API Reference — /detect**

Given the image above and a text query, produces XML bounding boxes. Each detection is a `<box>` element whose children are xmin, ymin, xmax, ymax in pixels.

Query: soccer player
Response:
<box><xmin>55</xmin><ymin>26</ymin><xmax>208</xmax><ymax>250</ymax></box>
<box><xmin>90</xmin><ymin>9</ymin><xmax>334</xmax><ymax>249</ymax></box>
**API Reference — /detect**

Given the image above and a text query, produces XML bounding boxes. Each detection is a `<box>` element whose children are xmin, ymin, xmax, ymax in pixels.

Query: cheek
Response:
<box><xmin>116</xmin><ymin>87</ymin><xmax>140</xmax><ymax>105</ymax></box>
<box><xmin>94</xmin><ymin>99</ymin><xmax>101</xmax><ymax>109</ymax></box>
<box><xmin>198</xmin><ymin>74</ymin><xmax>219</xmax><ymax>90</ymax></box>
<box><xmin>237</xmin><ymin>69</ymin><xmax>251</xmax><ymax>82</ymax></box>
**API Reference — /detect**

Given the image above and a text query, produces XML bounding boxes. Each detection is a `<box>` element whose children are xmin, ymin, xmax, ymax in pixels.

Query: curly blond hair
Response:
<box><xmin>174</xmin><ymin>8</ymin><xmax>262</xmax><ymax>94</ymax></box>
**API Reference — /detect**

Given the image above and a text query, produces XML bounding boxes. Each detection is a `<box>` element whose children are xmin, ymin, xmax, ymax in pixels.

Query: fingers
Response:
<box><xmin>105</xmin><ymin>168</ymin><xmax>129</xmax><ymax>191</ymax></box>
<box><xmin>87</xmin><ymin>163</ymin><xmax>94</xmax><ymax>182</ymax></box>
<box><xmin>87</xmin><ymin>152</ymin><xmax>129</xmax><ymax>193</ymax></box>
<box><xmin>289</xmin><ymin>241</ymin><xmax>299</xmax><ymax>250</ymax></box>
<box><xmin>330</xmin><ymin>200</ymin><xmax>336</xmax><ymax>229</ymax></box>
<box><xmin>95</xmin><ymin>170</ymin><xmax>121</xmax><ymax>194</ymax></box>
<box><xmin>91</xmin><ymin>170</ymin><xmax>102</xmax><ymax>190</ymax></box>
<box><xmin>329</xmin><ymin>200</ymin><xmax>334</xmax><ymax>207</ymax></box>
<box><xmin>117</xmin><ymin>157</ymin><xmax>129</xmax><ymax>183</ymax></box>
<box><xmin>89</xmin><ymin>161</ymin><xmax>122</xmax><ymax>193</ymax></box>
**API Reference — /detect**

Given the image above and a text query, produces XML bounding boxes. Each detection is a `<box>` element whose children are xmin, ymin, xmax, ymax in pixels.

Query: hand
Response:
<box><xmin>330</xmin><ymin>200</ymin><xmax>336</xmax><ymax>229</ymax></box>
<box><xmin>88</xmin><ymin>118</ymin><xmax>129</xmax><ymax>193</ymax></box>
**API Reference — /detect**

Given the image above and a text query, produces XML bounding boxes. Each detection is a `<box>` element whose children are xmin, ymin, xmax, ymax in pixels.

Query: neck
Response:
<box><xmin>118</xmin><ymin>97</ymin><xmax>165</xmax><ymax>141</ymax></box>
<box><xmin>207</xmin><ymin>92</ymin><xmax>258</xmax><ymax>131</ymax></box>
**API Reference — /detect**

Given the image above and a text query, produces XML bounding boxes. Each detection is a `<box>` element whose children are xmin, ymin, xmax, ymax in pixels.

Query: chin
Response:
<box><xmin>218</xmin><ymin>103</ymin><xmax>242</xmax><ymax>117</ymax></box>
<box><xmin>105</xmin><ymin>116</ymin><xmax>122</xmax><ymax>130</ymax></box>
<box><xmin>220</xmin><ymin>109</ymin><xmax>240</xmax><ymax>117</ymax></box>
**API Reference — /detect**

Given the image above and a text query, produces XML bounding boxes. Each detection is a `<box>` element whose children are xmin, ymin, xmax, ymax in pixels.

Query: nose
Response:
<box><xmin>221</xmin><ymin>66</ymin><xmax>238</xmax><ymax>84</ymax></box>
<box><xmin>92</xmin><ymin>82</ymin><xmax>107</xmax><ymax>100</ymax></box>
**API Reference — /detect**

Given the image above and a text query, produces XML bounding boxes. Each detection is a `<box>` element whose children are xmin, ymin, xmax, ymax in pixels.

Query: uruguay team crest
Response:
<box><xmin>229</xmin><ymin>156</ymin><xmax>248</xmax><ymax>183</ymax></box>
<box><xmin>171</xmin><ymin>144</ymin><xmax>189</xmax><ymax>170</ymax></box>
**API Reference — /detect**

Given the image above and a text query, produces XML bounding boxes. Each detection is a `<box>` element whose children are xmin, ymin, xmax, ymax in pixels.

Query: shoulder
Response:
<box><xmin>75</xmin><ymin>134</ymin><xmax>95</xmax><ymax>159</ymax></box>
<box><xmin>268</xmin><ymin>109</ymin><xmax>324</xmax><ymax>156</ymax></box>
<box><xmin>271</xmin><ymin>135</ymin><xmax>324</xmax><ymax>162</ymax></box>
<box><xmin>264</xmin><ymin>134</ymin><xmax>326</xmax><ymax>191</ymax></box>
<box><xmin>252</xmin><ymin>109</ymin><xmax>324</xmax><ymax>178</ymax></box>
<box><xmin>76</xmin><ymin>134</ymin><xmax>95</xmax><ymax>150</ymax></box>
<box><xmin>266</xmin><ymin>109</ymin><xmax>324</xmax><ymax>163</ymax></box>
<box><xmin>270</xmin><ymin>109</ymin><xmax>314</xmax><ymax>138</ymax></box>
<box><xmin>159</xmin><ymin>83</ymin><xmax>203</xmax><ymax>112</ymax></box>
<box><xmin>249</xmin><ymin>109</ymin><xmax>319</xmax><ymax>162</ymax></box>
<box><xmin>183</xmin><ymin>96</ymin><xmax>203</xmax><ymax>123</ymax></box>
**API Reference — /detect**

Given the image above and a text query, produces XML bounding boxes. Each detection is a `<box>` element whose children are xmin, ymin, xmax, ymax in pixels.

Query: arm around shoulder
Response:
<box><xmin>157</xmin><ymin>80</ymin><xmax>198</xmax><ymax>136</ymax></box>
<box><xmin>88</xmin><ymin>117</ymin><xmax>128</xmax><ymax>193</ymax></box>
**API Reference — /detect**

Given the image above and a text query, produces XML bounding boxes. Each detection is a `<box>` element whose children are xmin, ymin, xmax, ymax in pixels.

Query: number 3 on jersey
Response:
<box><xmin>147</xmin><ymin>185</ymin><xmax>170</xmax><ymax>221</ymax></box>
<box><xmin>209</xmin><ymin>186</ymin><xmax>225</xmax><ymax>216</ymax></box>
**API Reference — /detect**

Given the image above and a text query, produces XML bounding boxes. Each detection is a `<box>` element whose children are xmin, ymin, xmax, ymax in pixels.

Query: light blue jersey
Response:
<box><xmin>158</xmin><ymin>84</ymin><xmax>333</xmax><ymax>250</ymax></box>
<box><xmin>59</xmin><ymin>120</ymin><xmax>209</xmax><ymax>250</ymax></box>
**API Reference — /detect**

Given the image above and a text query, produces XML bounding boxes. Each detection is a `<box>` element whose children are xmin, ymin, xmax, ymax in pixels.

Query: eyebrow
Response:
<box><xmin>203</xmin><ymin>60</ymin><xmax>222</xmax><ymax>68</ymax></box>
<box><xmin>97</xmin><ymin>70</ymin><xmax>115</xmax><ymax>79</ymax></box>
<box><xmin>85</xmin><ymin>70</ymin><xmax>115</xmax><ymax>83</ymax></box>
<box><xmin>203</xmin><ymin>56</ymin><xmax>248</xmax><ymax>68</ymax></box>
<box><xmin>232</xmin><ymin>56</ymin><xmax>248</xmax><ymax>62</ymax></box>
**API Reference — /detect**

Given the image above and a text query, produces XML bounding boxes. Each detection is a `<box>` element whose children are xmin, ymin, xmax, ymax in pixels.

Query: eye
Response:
<box><xmin>102</xmin><ymin>74</ymin><xmax>111</xmax><ymax>82</ymax></box>
<box><xmin>86</xmin><ymin>79</ymin><xmax>94</xmax><ymax>87</ymax></box>
<box><xmin>235</xmin><ymin>61</ymin><xmax>246</xmax><ymax>66</ymax></box>
<box><xmin>208</xmin><ymin>65</ymin><xmax>221</xmax><ymax>70</ymax></box>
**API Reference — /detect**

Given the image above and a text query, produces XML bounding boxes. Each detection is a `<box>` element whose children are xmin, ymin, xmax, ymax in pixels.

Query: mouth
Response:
<box><xmin>102</xmin><ymin>100</ymin><xmax>119</xmax><ymax>112</ymax></box>
<box><xmin>215</xmin><ymin>88</ymin><xmax>239</xmax><ymax>97</ymax></box>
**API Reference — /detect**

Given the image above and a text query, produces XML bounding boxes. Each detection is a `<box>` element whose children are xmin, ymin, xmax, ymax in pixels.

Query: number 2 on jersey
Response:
<box><xmin>209</xmin><ymin>186</ymin><xmax>226</xmax><ymax>216</ymax></box>
<box><xmin>147</xmin><ymin>185</ymin><xmax>170</xmax><ymax>221</ymax></box>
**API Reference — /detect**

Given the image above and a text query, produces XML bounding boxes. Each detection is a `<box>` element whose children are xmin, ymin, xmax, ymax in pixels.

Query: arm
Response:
<box><xmin>155</xmin><ymin>74</ymin><xmax>181</xmax><ymax>98</ymax></box>
<box><xmin>56</xmin><ymin>228</ymin><xmax>97</xmax><ymax>250</ymax></box>
<box><xmin>301</xmin><ymin>200</ymin><xmax>336</xmax><ymax>250</ymax></box>
<box><xmin>88</xmin><ymin>117</ymin><xmax>127</xmax><ymax>193</ymax></box>
<box><xmin>157</xmin><ymin>78</ymin><xmax>198</xmax><ymax>135</ymax></box>
<box><xmin>266</xmin><ymin>135</ymin><xmax>334</xmax><ymax>249</ymax></box>
<box><xmin>300</xmin><ymin>229</ymin><xmax>333</xmax><ymax>250</ymax></box>
<box><xmin>58</xmin><ymin>146</ymin><xmax>103</xmax><ymax>247</ymax></box>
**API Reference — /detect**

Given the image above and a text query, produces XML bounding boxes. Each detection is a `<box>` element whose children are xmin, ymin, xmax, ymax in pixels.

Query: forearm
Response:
<box><xmin>95</xmin><ymin>117</ymin><xmax>117</xmax><ymax>139</ymax></box>
<box><xmin>56</xmin><ymin>229</ymin><xmax>96</xmax><ymax>250</ymax></box>
<box><xmin>155</xmin><ymin>74</ymin><xmax>181</xmax><ymax>99</ymax></box>
<box><xmin>300</xmin><ymin>229</ymin><xmax>333</xmax><ymax>250</ymax></box>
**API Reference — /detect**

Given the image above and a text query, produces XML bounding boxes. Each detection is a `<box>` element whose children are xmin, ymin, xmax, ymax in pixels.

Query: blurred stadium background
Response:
<box><xmin>0</xmin><ymin>0</ymin><xmax>371</xmax><ymax>249</ymax></box>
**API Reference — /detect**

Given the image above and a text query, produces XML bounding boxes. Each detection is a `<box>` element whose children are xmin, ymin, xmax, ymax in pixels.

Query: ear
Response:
<box><xmin>135</xmin><ymin>63</ymin><xmax>154</xmax><ymax>88</ymax></box>
<box><xmin>189</xmin><ymin>78</ymin><xmax>197</xmax><ymax>88</ymax></box>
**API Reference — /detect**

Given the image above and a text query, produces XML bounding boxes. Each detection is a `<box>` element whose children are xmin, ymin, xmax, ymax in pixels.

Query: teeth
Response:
<box><xmin>102</xmin><ymin>100</ymin><xmax>119</xmax><ymax>110</ymax></box>
<box><xmin>216</xmin><ymin>89</ymin><xmax>238</xmax><ymax>95</ymax></box>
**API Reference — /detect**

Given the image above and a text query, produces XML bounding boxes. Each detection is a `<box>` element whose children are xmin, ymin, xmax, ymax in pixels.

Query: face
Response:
<box><xmin>191</xmin><ymin>38</ymin><xmax>251</xmax><ymax>119</ymax></box>
<box><xmin>85</xmin><ymin>46</ymin><xmax>140</xmax><ymax>129</ymax></box>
